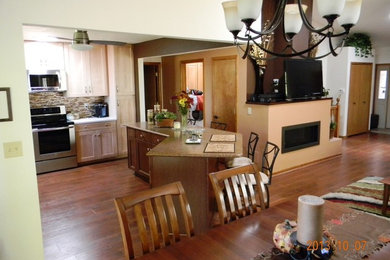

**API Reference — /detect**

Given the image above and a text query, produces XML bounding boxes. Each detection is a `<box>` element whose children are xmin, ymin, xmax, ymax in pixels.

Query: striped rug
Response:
<box><xmin>321</xmin><ymin>176</ymin><xmax>389</xmax><ymax>218</ymax></box>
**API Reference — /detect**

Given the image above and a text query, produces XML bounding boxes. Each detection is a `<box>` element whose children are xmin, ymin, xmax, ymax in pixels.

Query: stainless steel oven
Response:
<box><xmin>31</xmin><ymin>106</ymin><xmax>77</xmax><ymax>174</ymax></box>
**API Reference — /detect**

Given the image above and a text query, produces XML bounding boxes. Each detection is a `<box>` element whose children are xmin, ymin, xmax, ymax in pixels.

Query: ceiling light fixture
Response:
<box><xmin>71</xmin><ymin>30</ymin><xmax>94</xmax><ymax>51</ymax></box>
<box><xmin>222</xmin><ymin>0</ymin><xmax>363</xmax><ymax>60</ymax></box>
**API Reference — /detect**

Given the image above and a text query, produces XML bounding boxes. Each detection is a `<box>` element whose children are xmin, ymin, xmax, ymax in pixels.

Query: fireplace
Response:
<box><xmin>282</xmin><ymin>121</ymin><xmax>320</xmax><ymax>153</ymax></box>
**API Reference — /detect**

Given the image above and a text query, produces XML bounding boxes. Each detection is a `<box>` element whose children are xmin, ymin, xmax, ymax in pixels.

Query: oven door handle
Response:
<box><xmin>32</xmin><ymin>125</ymin><xmax>74</xmax><ymax>133</ymax></box>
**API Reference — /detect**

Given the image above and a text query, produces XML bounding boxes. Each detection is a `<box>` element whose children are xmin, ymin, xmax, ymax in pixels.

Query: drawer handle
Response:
<box><xmin>147</xmin><ymin>148</ymin><xmax>150</xmax><ymax>151</ymax></box>
<box><xmin>140</xmin><ymin>134</ymin><xmax>143</xmax><ymax>138</ymax></box>
<box><xmin>156</xmin><ymin>138</ymin><xmax>160</xmax><ymax>142</ymax></box>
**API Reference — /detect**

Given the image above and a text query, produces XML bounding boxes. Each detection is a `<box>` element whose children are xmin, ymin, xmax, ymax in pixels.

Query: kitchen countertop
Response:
<box><xmin>73</xmin><ymin>117</ymin><xmax>116</xmax><ymax>124</ymax></box>
<box><xmin>124</xmin><ymin>122</ymin><xmax>243</xmax><ymax>158</ymax></box>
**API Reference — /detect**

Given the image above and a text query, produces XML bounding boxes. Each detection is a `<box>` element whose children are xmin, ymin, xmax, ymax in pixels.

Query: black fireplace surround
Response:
<box><xmin>282</xmin><ymin>121</ymin><xmax>320</xmax><ymax>153</ymax></box>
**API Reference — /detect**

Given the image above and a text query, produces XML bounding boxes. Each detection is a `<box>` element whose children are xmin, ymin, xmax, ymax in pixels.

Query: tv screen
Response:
<box><xmin>284</xmin><ymin>59</ymin><xmax>323</xmax><ymax>101</ymax></box>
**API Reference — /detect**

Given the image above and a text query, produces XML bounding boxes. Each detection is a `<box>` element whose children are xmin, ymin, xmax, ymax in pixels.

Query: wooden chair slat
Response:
<box><xmin>224</xmin><ymin>178</ymin><xmax>236</xmax><ymax>222</ymax></box>
<box><xmin>134</xmin><ymin>203</ymin><xmax>150</xmax><ymax>254</ymax></box>
<box><xmin>154</xmin><ymin>196</ymin><xmax>170</xmax><ymax>246</ymax></box>
<box><xmin>144</xmin><ymin>199</ymin><xmax>160</xmax><ymax>251</ymax></box>
<box><xmin>230</xmin><ymin>175</ymin><xmax>243</xmax><ymax>218</ymax></box>
<box><xmin>245</xmin><ymin>173</ymin><xmax>258</xmax><ymax>212</ymax></box>
<box><xmin>238</xmin><ymin>173</ymin><xmax>250</xmax><ymax>215</ymax></box>
<box><xmin>165</xmin><ymin>194</ymin><xmax>180</xmax><ymax>242</ymax></box>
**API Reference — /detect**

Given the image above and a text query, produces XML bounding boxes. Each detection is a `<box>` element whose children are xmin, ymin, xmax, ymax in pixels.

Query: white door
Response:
<box><xmin>374</xmin><ymin>65</ymin><xmax>390</xmax><ymax>128</ymax></box>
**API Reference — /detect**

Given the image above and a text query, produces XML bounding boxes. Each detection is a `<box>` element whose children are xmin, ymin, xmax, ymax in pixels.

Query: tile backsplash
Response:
<box><xmin>29</xmin><ymin>92</ymin><xmax>105</xmax><ymax>118</ymax></box>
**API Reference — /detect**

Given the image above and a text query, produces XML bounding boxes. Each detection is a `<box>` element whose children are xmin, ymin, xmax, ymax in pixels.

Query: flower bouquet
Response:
<box><xmin>172</xmin><ymin>91</ymin><xmax>193</xmax><ymax>128</ymax></box>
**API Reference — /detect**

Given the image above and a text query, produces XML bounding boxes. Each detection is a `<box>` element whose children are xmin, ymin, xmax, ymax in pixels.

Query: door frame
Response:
<box><xmin>373</xmin><ymin>64</ymin><xmax>390</xmax><ymax>128</ymax></box>
<box><xmin>144</xmin><ymin>62</ymin><xmax>163</xmax><ymax>107</ymax></box>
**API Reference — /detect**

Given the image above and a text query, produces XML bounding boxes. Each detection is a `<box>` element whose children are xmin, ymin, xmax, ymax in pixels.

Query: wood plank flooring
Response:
<box><xmin>38</xmin><ymin>132</ymin><xmax>390</xmax><ymax>260</ymax></box>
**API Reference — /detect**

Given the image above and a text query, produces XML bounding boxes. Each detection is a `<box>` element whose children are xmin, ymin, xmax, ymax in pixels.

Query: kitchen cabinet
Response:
<box><xmin>107</xmin><ymin>45</ymin><xmax>136</xmax><ymax>157</ymax></box>
<box><xmin>24</xmin><ymin>41</ymin><xmax>65</xmax><ymax>70</ymax></box>
<box><xmin>64</xmin><ymin>44</ymin><xmax>108</xmax><ymax>97</ymax></box>
<box><xmin>76</xmin><ymin>121</ymin><xmax>117</xmax><ymax>163</ymax></box>
<box><xmin>126</xmin><ymin>127</ymin><xmax>166</xmax><ymax>182</ymax></box>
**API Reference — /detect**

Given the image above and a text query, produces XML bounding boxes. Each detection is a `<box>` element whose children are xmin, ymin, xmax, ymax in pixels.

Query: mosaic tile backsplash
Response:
<box><xmin>29</xmin><ymin>92</ymin><xmax>105</xmax><ymax>119</ymax></box>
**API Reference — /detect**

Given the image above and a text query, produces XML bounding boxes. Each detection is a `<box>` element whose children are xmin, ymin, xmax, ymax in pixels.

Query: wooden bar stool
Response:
<box><xmin>381</xmin><ymin>176</ymin><xmax>390</xmax><ymax>216</ymax></box>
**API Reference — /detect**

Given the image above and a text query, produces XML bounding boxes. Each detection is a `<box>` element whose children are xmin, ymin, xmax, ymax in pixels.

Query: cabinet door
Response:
<box><xmin>117</xmin><ymin>95</ymin><xmax>136</xmax><ymax>157</ymax></box>
<box><xmin>113</xmin><ymin>45</ymin><xmax>135</xmax><ymax>96</ymax></box>
<box><xmin>64</xmin><ymin>45</ymin><xmax>90</xmax><ymax>96</ymax></box>
<box><xmin>76</xmin><ymin>129</ymin><xmax>98</xmax><ymax>162</ymax></box>
<box><xmin>89</xmin><ymin>45</ymin><xmax>108</xmax><ymax>96</ymax></box>
<box><xmin>127</xmin><ymin>129</ymin><xmax>137</xmax><ymax>170</ymax></box>
<box><xmin>137</xmin><ymin>141</ymin><xmax>152</xmax><ymax>177</ymax></box>
<box><xmin>25</xmin><ymin>42</ymin><xmax>64</xmax><ymax>70</ymax></box>
<box><xmin>99</xmin><ymin>127</ymin><xmax>118</xmax><ymax>159</ymax></box>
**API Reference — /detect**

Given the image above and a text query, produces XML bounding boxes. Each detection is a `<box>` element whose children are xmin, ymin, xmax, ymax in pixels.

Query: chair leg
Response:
<box><xmin>265</xmin><ymin>185</ymin><xmax>270</xmax><ymax>208</ymax></box>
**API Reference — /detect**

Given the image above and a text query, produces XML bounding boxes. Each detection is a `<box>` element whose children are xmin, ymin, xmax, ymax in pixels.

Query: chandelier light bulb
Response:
<box><xmin>316</xmin><ymin>0</ymin><xmax>346</xmax><ymax>18</ymax></box>
<box><xmin>284</xmin><ymin>4</ymin><xmax>307</xmax><ymax>35</ymax></box>
<box><xmin>222</xmin><ymin>1</ymin><xmax>244</xmax><ymax>33</ymax></box>
<box><xmin>338</xmin><ymin>0</ymin><xmax>363</xmax><ymax>26</ymax></box>
<box><xmin>237</xmin><ymin>0</ymin><xmax>263</xmax><ymax>24</ymax></box>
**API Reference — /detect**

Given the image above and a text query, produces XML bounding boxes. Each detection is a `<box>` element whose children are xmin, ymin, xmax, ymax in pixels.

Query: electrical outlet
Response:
<box><xmin>3</xmin><ymin>141</ymin><xmax>23</xmax><ymax>158</ymax></box>
<box><xmin>84</xmin><ymin>103</ymin><xmax>89</xmax><ymax>109</ymax></box>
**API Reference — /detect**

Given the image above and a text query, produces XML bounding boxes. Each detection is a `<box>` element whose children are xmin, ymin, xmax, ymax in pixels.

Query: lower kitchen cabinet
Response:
<box><xmin>76</xmin><ymin>121</ymin><xmax>118</xmax><ymax>163</ymax></box>
<box><xmin>127</xmin><ymin>128</ymin><xmax>166</xmax><ymax>182</ymax></box>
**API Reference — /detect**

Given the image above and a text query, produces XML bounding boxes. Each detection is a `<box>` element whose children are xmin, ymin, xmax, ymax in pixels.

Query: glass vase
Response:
<box><xmin>181</xmin><ymin>113</ymin><xmax>188</xmax><ymax>130</ymax></box>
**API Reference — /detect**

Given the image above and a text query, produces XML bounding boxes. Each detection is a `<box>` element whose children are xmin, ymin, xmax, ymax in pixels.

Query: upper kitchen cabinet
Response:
<box><xmin>64</xmin><ymin>44</ymin><xmax>109</xmax><ymax>97</ymax></box>
<box><xmin>24</xmin><ymin>41</ymin><xmax>65</xmax><ymax>71</ymax></box>
<box><xmin>107</xmin><ymin>45</ymin><xmax>135</xmax><ymax>95</ymax></box>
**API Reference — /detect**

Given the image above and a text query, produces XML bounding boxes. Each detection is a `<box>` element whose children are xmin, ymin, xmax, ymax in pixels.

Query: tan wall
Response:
<box><xmin>162</xmin><ymin>47</ymin><xmax>250</xmax><ymax>128</ymax></box>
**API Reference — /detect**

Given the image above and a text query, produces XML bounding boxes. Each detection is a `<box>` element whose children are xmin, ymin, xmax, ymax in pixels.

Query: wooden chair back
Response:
<box><xmin>209</xmin><ymin>164</ymin><xmax>266</xmax><ymax>225</ymax></box>
<box><xmin>114</xmin><ymin>181</ymin><xmax>194</xmax><ymax>259</ymax></box>
<box><xmin>210</xmin><ymin>121</ymin><xmax>227</xmax><ymax>130</ymax></box>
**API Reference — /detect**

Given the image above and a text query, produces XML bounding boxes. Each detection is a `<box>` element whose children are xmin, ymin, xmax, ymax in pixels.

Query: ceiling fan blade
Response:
<box><xmin>52</xmin><ymin>36</ymin><xmax>73</xmax><ymax>42</ymax></box>
<box><xmin>90</xmin><ymin>40</ymin><xmax>127</xmax><ymax>46</ymax></box>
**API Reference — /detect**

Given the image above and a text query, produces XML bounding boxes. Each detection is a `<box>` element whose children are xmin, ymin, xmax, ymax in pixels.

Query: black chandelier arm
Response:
<box><xmin>250</xmin><ymin>32</ymin><xmax>327</xmax><ymax>58</ymax></box>
<box><xmin>297</xmin><ymin>0</ymin><xmax>334</xmax><ymax>35</ymax></box>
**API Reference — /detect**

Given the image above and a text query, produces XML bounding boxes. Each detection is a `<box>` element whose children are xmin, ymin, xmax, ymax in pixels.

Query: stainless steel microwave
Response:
<box><xmin>27</xmin><ymin>70</ymin><xmax>67</xmax><ymax>93</ymax></box>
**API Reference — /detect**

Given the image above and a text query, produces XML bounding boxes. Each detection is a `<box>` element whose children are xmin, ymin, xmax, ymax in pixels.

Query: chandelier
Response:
<box><xmin>222</xmin><ymin>0</ymin><xmax>363</xmax><ymax>60</ymax></box>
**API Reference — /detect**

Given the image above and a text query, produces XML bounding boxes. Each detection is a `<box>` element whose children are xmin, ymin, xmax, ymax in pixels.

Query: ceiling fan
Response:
<box><xmin>56</xmin><ymin>29</ymin><xmax>127</xmax><ymax>51</ymax></box>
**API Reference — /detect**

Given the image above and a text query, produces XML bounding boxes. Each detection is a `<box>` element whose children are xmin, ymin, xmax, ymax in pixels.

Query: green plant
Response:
<box><xmin>344</xmin><ymin>33</ymin><xmax>373</xmax><ymax>58</ymax></box>
<box><xmin>330</xmin><ymin>121</ymin><xmax>337</xmax><ymax>130</ymax></box>
<box><xmin>154</xmin><ymin>111</ymin><xmax>177</xmax><ymax>121</ymax></box>
<box><xmin>323</xmin><ymin>88</ymin><xmax>330</xmax><ymax>97</ymax></box>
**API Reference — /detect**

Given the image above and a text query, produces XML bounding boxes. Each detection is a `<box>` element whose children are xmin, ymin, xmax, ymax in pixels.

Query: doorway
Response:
<box><xmin>373</xmin><ymin>64</ymin><xmax>390</xmax><ymax>129</ymax></box>
<box><xmin>144</xmin><ymin>63</ymin><xmax>162</xmax><ymax>115</ymax></box>
<box><xmin>181</xmin><ymin>60</ymin><xmax>204</xmax><ymax>126</ymax></box>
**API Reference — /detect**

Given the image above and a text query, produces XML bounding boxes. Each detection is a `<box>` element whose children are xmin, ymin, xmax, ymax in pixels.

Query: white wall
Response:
<box><xmin>0</xmin><ymin>1</ymin><xmax>230</xmax><ymax>259</ymax></box>
<box><xmin>376</xmin><ymin>47</ymin><xmax>390</xmax><ymax>64</ymax></box>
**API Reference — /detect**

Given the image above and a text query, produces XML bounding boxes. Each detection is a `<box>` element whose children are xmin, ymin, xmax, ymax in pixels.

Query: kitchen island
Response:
<box><xmin>125</xmin><ymin>122</ymin><xmax>243</xmax><ymax>233</ymax></box>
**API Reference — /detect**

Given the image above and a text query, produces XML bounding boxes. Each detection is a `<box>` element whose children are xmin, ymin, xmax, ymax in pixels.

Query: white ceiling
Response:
<box><xmin>23</xmin><ymin>0</ymin><xmax>390</xmax><ymax>48</ymax></box>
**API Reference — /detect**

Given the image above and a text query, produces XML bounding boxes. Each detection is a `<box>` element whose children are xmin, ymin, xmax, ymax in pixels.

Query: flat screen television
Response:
<box><xmin>284</xmin><ymin>59</ymin><xmax>323</xmax><ymax>101</ymax></box>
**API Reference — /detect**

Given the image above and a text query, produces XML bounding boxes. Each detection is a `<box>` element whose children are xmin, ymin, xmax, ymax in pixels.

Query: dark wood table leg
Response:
<box><xmin>382</xmin><ymin>184</ymin><xmax>390</xmax><ymax>216</ymax></box>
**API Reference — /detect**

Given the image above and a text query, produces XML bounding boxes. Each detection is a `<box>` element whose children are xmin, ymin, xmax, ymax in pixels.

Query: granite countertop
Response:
<box><xmin>73</xmin><ymin>117</ymin><xmax>117</xmax><ymax>124</ymax></box>
<box><xmin>124</xmin><ymin>122</ymin><xmax>243</xmax><ymax>158</ymax></box>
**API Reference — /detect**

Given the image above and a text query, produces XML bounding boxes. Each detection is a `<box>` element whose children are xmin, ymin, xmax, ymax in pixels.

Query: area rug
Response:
<box><xmin>321</xmin><ymin>176</ymin><xmax>389</xmax><ymax>218</ymax></box>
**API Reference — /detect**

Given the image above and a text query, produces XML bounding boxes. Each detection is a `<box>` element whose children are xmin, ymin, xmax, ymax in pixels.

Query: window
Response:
<box><xmin>378</xmin><ymin>70</ymin><xmax>388</xmax><ymax>100</ymax></box>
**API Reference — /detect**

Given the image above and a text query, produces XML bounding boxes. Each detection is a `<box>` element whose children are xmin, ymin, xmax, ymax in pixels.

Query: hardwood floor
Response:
<box><xmin>38</xmin><ymin>132</ymin><xmax>390</xmax><ymax>260</ymax></box>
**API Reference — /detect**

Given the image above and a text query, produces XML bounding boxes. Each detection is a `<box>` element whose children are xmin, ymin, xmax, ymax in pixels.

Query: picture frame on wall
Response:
<box><xmin>0</xmin><ymin>88</ymin><xmax>13</xmax><ymax>122</ymax></box>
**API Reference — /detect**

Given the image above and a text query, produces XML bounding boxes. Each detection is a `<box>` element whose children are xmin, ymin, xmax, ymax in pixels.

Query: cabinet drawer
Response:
<box><xmin>76</xmin><ymin>121</ymin><xmax>116</xmax><ymax>131</ymax></box>
<box><xmin>135</xmin><ymin>130</ymin><xmax>151</xmax><ymax>142</ymax></box>
<box><xmin>151</xmin><ymin>134</ymin><xmax>166</xmax><ymax>145</ymax></box>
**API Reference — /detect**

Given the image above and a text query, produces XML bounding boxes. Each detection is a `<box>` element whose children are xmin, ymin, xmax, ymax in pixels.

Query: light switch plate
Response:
<box><xmin>3</xmin><ymin>141</ymin><xmax>23</xmax><ymax>158</ymax></box>
<box><xmin>247</xmin><ymin>107</ymin><xmax>252</xmax><ymax>115</ymax></box>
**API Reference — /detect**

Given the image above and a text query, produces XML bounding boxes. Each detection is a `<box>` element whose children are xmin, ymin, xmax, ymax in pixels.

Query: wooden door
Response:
<box><xmin>144</xmin><ymin>64</ymin><xmax>160</xmax><ymax>114</ymax></box>
<box><xmin>212</xmin><ymin>56</ymin><xmax>237</xmax><ymax>132</ymax></box>
<box><xmin>113</xmin><ymin>45</ymin><xmax>135</xmax><ymax>96</ymax></box>
<box><xmin>347</xmin><ymin>63</ymin><xmax>373</xmax><ymax>136</ymax></box>
<box><xmin>76</xmin><ymin>130</ymin><xmax>98</xmax><ymax>162</ymax></box>
<box><xmin>117</xmin><ymin>95</ymin><xmax>136</xmax><ymax>156</ymax></box>
<box><xmin>100</xmin><ymin>127</ymin><xmax>118</xmax><ymax>159</ymax></box>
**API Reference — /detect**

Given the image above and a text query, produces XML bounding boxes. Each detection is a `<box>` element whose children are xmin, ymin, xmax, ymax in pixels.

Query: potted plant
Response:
<box><xmin>155</xmin><ymin>111</ymin><xmax>177</xmax><ymax>128</ymax></box>
<box><xmin>344</xmin><ymin>33</ymin><xmax>373</xmax><ymax>58</ymax></box>
<box><xmin>330</xmin><ymin>121</ymin><xmax>337</xmax><ymax>138</ymax></box>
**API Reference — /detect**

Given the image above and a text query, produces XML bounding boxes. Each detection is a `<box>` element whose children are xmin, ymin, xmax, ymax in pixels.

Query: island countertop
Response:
<box><xmin>124</xmin><ymin>122</ymin><xmax>243</xmax><ymax>158</ymax></box>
